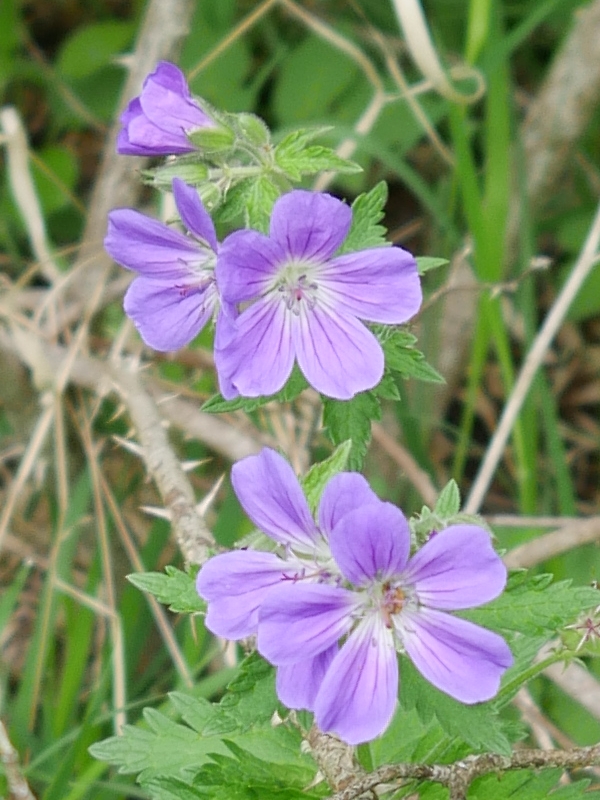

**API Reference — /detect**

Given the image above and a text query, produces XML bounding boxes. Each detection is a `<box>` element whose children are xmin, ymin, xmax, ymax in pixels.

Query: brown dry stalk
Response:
<box><xmin>504</xmin><ymin>516</ymin><xmax>600</xmax><ymax>569</ymax></box>
<box><xmin>0</xmin><ymin>719</ymin><xmax>36</xmax><ymax>800</ymax></box>
<box><xmin>332</xmin><ymin>743</ymin><xmax>600</xmax><ymax>800</ymax></box>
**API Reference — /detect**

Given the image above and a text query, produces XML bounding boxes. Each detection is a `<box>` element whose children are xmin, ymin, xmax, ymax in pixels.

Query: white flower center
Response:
<box><xmin>272</xmin><ymin>262</ymin><xmax>320</xmax><ymax>315</ymax></box>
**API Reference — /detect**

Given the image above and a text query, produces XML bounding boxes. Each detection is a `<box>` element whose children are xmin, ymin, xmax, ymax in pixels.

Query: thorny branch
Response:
<box><xmin>109</xmin><ymin>365</ymin><xmax>214</xmax><ymax>566</ymax></box>
<box><xmin>331</xmin><ymin>744</ymin><xmax>600</xmax><ymax>800</ymax></box>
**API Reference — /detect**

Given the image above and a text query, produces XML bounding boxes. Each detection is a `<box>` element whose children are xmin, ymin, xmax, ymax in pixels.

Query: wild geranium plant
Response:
<box><xmin>91</xmin><ymin>62</ymin><xmax>600</xmax><ymax>800</ymax></box>
<box><xmin>197</xmin><ymin>449</ymin><xmax>512</xmax><ymax>745</ymax></box>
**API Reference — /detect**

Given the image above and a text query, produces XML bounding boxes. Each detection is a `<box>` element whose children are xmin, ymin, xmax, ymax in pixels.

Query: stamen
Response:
<box><xmin>272</xmin><ymin>263</ymin><xmax>320</xmax><ymax>313</ymax></box>
<box><xmin>381</xmin><ymin>583</ymin><xmax>406</xmax><ymax>628</ymax></box>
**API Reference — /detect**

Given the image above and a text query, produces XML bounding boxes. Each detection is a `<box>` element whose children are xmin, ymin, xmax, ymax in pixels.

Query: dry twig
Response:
<box><xmin>331</xmin><ymin>743</ymin><xmax>600</xmax><ymax>800</ymax></box>
<box><xmin>0</xmin><ymin>719</ymin><xmax>36</xmax><ymax>800</ymax></box>
<box><xmin>504</xmin><ymin>516</ymin><xmax>600</xmax><ymax>569</ymax></box>
<box><xmin>466</xmin><ymin>198</ymin><xmax>600</xmax><ymax>513</ymax></box>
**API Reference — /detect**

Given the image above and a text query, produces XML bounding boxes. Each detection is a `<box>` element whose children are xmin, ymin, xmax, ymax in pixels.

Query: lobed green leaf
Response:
<box><xmin>202</xmin><ymin>368</ymin><xmax>308</xmax><ymax>414</ymax></box>
<box><xmin>416</xmin><ymin>256</ymin><xmax>449</xmax><ymax>275</ymax></box>
<box><xmin>399</xmin><ymin>659</ymin><xmax>512</xmax><ymax>755</ymax></box>
<box><xmin>275</xmin><ymin>143</ymin><xmax>361</xmax><ymax>181</ymax></box>
<box><xmin>381</xmin><ymin>329</ymin><xmax>445</xmax><ymax>384</ymax></box>
<box><xmin>301</xmin><ymin>440</ymin><xmax>353</xmax><ymax>515</ymax></box>
<box><xmin>461</xmin><ymin>572</ymin><xmax>600</xmax><ymax>636</ymax></box>
<box><xmin>433</xmin><ymin>480</ymin><xmax>461</xmax><ymax>519</ymax></box>
<box><xmin>322</xmin><ymin>391</ymin><xmax>381</xmax><ymax>470</ymax></box>
<box><xmin>338</xmin><ymin>181</ymin><xmax>389</xmax><ymax>254</ymax></box>
<box><xmin>126</xmin><ymin>566</ymin><xmax>205</xmax><ymax>614</ymax></box>
<box><xmin>89</xmin><ymin>654</ymin><xmax>300</xmax><ymax>782</ymax></box>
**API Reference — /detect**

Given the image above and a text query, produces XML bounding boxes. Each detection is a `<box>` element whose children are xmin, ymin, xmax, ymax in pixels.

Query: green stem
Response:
<box><xmin>495</xmin><ymin>649</ymin><xmax>574</xmax><ymax>708</ymax></box>
<box><xmin>207</xmin><ymin>164</ymin><xmax>265</xmax><ymax>181</ymax></box>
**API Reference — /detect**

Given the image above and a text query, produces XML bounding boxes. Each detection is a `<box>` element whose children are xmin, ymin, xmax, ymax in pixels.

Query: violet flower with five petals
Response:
<box><xmin>196</xmin><ymin>447</ymin><xmax>382</xmax><ymax>708</ymax></box>
<box><xmin>214</xmin><ymin>190</ymin><xmax>422</xmax><ymax>400</ymax></box>
<box><xmin>104</xmin><ymin>178</ymin><xmax>220</xmax><ymax>351</ymax></box>
<box><xmin>258</xmin><ymin>502</ymin><xmax>513</xmax><ymax>745</ymax></box>
<box><xmin>117</xmin><ymin>61</ymin><xmax>215</xmax><ymax>156</ymax></box>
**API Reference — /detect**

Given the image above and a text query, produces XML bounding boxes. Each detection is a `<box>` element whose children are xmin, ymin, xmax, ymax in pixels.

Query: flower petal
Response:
<box><xmin>215</xmin><ymin>298</ymin><xmax>295</xmax><ymax>398</ymax></box>
<box><xmin>148</xmin><ymin>61</ymin><xmax>189</xmax><ymax>94</ymax></box>
<box><xmin>322</xmin><ymin>248</ymin><xmax>422</xmax><ymax>324</ymax></box>
<box><xmin>399</xmin><ymin>607</ymin><xmax>513</xmax><ymax>704</ymax></box>
<box><xmin>270</xmin><ymin>191</ymin><xmax>351</xmax><ymax>261</ymax></box>
<box><xmin>140</xmin><ymin>62</ymin><xmax>212</xmax><ymax>132</ymax></box>
<box><xmin>318</xmin><ymin>472</ymin><xmax>383</xmax><ymax>537</ymax></box>
<box><xmin>216</xmin><ymin>229</ymin><xmax>284</xmax><ymax>303</ymax></box>
<box><xmin>196</xmin><ymin>550</ymin><xmax>290</xmax><ymax>639</ymax></box>
<box><xmin>124</xmin><ymin>109</ymin><xmax>194</xmax><ymax>155</ymax></box>
<box><xmin>258</xmin><ymin>583</ymin><xmax>358</xmax><ymax>664</ymax></box>
<box><xmin>315</xmin><ymin>615</ymin><xmax>398</xmax><ymax>745</ymax></box>
<box><xmin>329</xmin><ymin>502</ymin><xmax>410</xmax><ymax>585</ymax></box>
<box><xmin>231</xmin><ymin>448</ymin><xmax>318</xmax><ymax>550</ymax></box>
<box><xmin>172</xmin><ymin>179</ymin><xmax>218</xmax><ymax>251</ymax></box>
<box><xmin>276</xmin><ymin>645</ymin><xmax>337</xmax><ymax>711</ymax></box>
<box><xmin>402</xmin><ymin>525</ymin><xmax>507</xmax><ymax>610</ymax></box>
<box><xmin>123</xmin><ymin>276</ymin><xmax>215</xmax><ymax>351</ymax></box>
<box><xmin>105</xmin><ymin>209</ymin><xmax>200</xmax><ymax>278</ymax></box>
<box><xmin>213</xmin><ymin>309</ymin><xmax>239</xmax><ymax>399</ymax></box>
<box><xmin>117</xmin><ymin>98</ymin><xmax>170</xmax><ymax>156</ymax></box>
<box><xmin>294</xmin><ymin>305</ymin><xmax>383</xmax><ymax>399</ymax></box>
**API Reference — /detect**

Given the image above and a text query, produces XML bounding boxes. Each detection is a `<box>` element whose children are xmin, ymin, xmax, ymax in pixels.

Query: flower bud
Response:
<box><xmin>187</xmin><ymin>124</ymin><xmax>235</xmax><ymax>153</ymax></box>
<box><xmin>236</xmin><ymin>113</ymin><xmax>271</xmax><ymax>147</ymax></box>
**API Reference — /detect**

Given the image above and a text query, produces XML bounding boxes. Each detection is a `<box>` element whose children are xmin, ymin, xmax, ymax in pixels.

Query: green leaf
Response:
<box><xmin>143</xmin><ymin>741</ymin><xmax>325</xmax><ymax>800</ymax></box>
<box><xmin>273</xmin><ymin>35</ymin><xmax>363</xmax><ymax>124</ymax></box>
<box><xmin>217</xmin><ymin>178</ymin><xmax>254</xmax><ymax>224</ymax></box>
<box><xmin>470</xmin><ymin>769</ymin><xmax>597</xmax><ymax>800</ymax></box>
<box><xmin>212</xmin><ymin>652</ymin><xmax>277</xmax><ymax>731</ymax></box>
<box><xmin>143</xmin><ymin>775</ymin><xmax>204</xmax><ymax>800</ymax></box>
<box><xmin>366</xmin><ymin>705</ymin><xmax>431</xmax><ymax>768</ymax></box>
<box><xmin>126</xmin><ymin>566</ymin><xmax>205</xmax><ymax>614</ymax></box>
<box><xmin>461</xmin><ymin>573</ymin><xmax>600</xmax><ymax>637</ymax></box>
<box><xmin>274</xmin><ymin>130</ymin><xmax>361</xmax><ymax>181</ymax></box>
<box><xmin>338</xmin><ymin>182</ymin><xmax>389</xmax><ymax>254</ymax></box>
<box><xmin>433</xmin><ymin>480</ymin><xmax>461</xmax><ymax>519</ymax></box>
<box><xmin>301</xmin><ymin>441</ymin><xmax>353</xmax><ymax>515</ymax></box>
<box><xmin>183</xmin><ymin>741</ymin><xmax>326</xmax><ymax>800</ymax></box>
<box><xmin>202</xmin><ymin>368</ymin><xmax>308</xmax><ymax>414</ymax></box>
<box><xmin>399</xmin><ymin>659</ymin><xmax>512</xmax><ymax>755</ymax></box>
<box><xmin>381</xmin><ymin>330</ymin><xmax>445</xmax><ymax>384</ymax></box>
<box><xmin>322</xmin><ymin>392</ymin><xmax>381</xmax><ymax>470</ymax></box>
<box><xmin>373</xmin><ymin>371</ymin><xmax>401</xmax><ymax>401</ymax></box>
<box><xmin>236</xmin><ymin>113</ymin><xmax>271</xmax><ymax>147</ymax></box>
<box><xmin>245</xmin><ymin>175</ymin><xmax>281</xmax><ymax>233</ymax></box>
<box><xmin>57</xmin><ymin>21</ymin><xmax>135</xmax><ymax>79</ymax></box>
<box><xmin>89</xmin><ymin>654</ymin><xmax>300</xmax><ymax>781</ymax></box>
<box><xmin>416</xmin><ymin>256</ymin><xmax>449</xmax><ymax>275</ymax></box>
<box><xmin>89</xmin><ymin>709</ymin><xmax>202</xmax><ymax>778</ymax></box>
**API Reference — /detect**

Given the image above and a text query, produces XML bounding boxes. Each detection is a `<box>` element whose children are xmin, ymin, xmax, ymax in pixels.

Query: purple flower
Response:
<box><xmin>196</xmin><ymin>447</ymin><xmax>380</xmax><ymax>640</ymax></box>
<box><xmin>117</xmin><ymin>61</ymin><xmax>214</xmax><ymax>156</ymax></box>
<box><xmin>258</xmin><ymin>504</ymin><xmax>512</xmax><ymax>745</ymax></box>
<box><xmin>196</xmin><ymin>447</ymin><xmax>512</xmax><ymax>745</ymax></box>
<box><xmin>104</xmin><ymin>178</ymin><xmax>219</xmax><ymax>351</ymax></box>
<box><xmin>214</xmin><ymin>190</ymin><xmax>422</xmax><ymax>400</ymax></box>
